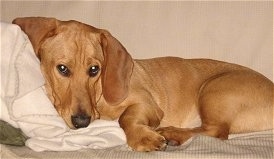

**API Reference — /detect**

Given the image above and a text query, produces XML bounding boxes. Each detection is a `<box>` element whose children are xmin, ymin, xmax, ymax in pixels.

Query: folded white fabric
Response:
<box><xmin>0</xmin><ymin>22</ymin><xmax>126</xmax><ymax>152</ymax></box>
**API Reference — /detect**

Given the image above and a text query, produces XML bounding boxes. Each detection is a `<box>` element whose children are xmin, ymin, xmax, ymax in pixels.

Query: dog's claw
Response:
<box><xmin>167</xmin><ymin>140</ymin><xmax>180</xmax><ymax>146</ymax></box>
<box><xmin>156</xmin><ymin>140</ymin><xmax>167</xmax><ymax>151</ymax></box>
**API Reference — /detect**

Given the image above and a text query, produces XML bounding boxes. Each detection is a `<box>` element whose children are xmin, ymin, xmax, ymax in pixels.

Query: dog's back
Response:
<box><xmin>131</xmin><ymin>57</ymin><xmax>273</xmax><ymax>132</ymax></box>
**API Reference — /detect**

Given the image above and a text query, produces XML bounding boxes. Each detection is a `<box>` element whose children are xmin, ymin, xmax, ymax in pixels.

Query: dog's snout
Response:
<box><xmin>71</xmin><ymin>114</ymin><xmax>91</xmax><ymax>129</ymax></box>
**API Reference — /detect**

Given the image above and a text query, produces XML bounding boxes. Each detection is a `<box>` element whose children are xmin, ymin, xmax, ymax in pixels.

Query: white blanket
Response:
<box><xmin>0</xmin><ymin>22</ymin><xmax>126</xmax><ymax>152</ymax></box>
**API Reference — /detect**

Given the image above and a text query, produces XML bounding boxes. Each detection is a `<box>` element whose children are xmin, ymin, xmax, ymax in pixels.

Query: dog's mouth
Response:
<box><xmin>54</xmin><ymin>104</ymin><xmax>98</xmax><ymax>129</ymax></box>
<box><xmin>50</xmin><ymin>89</ymin><xmax>102</xmax><ymax>128</ymax></box>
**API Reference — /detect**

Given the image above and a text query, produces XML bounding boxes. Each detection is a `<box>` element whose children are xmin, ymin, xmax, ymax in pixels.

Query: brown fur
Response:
<box><xmin>13</xmin><ymin>17</ymin><xmax>273</xmax><ymax>151</ymax></box>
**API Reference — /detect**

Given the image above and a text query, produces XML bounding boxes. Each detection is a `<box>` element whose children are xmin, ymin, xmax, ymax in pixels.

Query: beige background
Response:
<box><xmin>1</xmin><ymin>1</ymin><xmax>273</xmax><ymax>81</ymax></box>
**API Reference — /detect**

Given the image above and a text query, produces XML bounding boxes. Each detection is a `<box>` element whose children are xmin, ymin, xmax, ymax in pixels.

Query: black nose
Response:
<box><xmin>71</xmin><ymin>114</ymin><xmax>91</xmax><ymax>129</ymax></box>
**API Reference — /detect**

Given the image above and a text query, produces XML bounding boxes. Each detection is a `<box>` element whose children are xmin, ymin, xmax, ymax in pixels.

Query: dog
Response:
<box><xmin>13</xmin><ymin>17</ymin><xmax>273</xmax><ymax>152</ymax></box>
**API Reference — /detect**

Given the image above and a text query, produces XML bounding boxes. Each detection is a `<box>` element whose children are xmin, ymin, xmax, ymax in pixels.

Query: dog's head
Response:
<box><xmin>13</xmin><ymin>17</ymin><xmax>133</xmax><ymax>129</ymax></box>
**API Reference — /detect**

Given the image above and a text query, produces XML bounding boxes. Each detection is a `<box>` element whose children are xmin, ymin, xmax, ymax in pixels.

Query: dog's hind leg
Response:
<box><xmin>158</xmin><ymin>71</ymin><xmax>273</xmax><ymax>146</ymax></box>
<box><xmin>157</xmin><ymin>123</ymin><xmax>230</xmax><ymax>146</ymax></box>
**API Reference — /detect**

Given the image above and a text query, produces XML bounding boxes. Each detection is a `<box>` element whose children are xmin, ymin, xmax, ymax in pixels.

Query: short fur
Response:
<box><xmin>13</xmin><ymin>17</ymin><xmax>273</xmax><ymax>151</ymax></box>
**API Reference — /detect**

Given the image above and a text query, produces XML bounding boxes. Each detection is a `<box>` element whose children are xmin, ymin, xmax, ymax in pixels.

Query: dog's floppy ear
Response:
<box><xmin>12</xmin><ymin>17</ymin><xmax>58</xmax><ymax>59</ymax></box>
<box><xmin>100</xmin><ymin>33</ymin><xmax>134</xmax><ymax>105</ymax></box>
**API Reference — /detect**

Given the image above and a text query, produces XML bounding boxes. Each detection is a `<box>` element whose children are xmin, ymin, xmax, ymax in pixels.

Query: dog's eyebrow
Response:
<box><xmin>85</xmin><ymin>57</ymin><xmax>102</xmax><ymax>67</ymax></box>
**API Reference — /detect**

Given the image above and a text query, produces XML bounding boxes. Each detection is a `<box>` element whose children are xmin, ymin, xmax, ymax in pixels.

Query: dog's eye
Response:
<box><xmin>89</xmin><ymin>65</ymin><xmax>100</xmax><ymax>77</ymax></box>
<box><xmin>57</xmin><ymin>64</ymin><xmax>70</xmax><ymax>77</ymax></box>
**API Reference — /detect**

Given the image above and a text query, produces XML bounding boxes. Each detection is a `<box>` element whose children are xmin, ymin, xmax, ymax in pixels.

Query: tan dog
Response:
<box><xmin>13</xmin><ymin>17</ymin><xmax>273</xmax><ymax>152</ymax></box>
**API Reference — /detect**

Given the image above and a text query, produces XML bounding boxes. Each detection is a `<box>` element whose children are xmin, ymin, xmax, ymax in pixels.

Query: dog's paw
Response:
<box><xmin>127</xmin><ymin>127</ymin><xmax>167</xmax><ymax>152</ymax></box>
<box><xmin>157</xmin><ymin>126</ymin><xmax>192</xmax><ymax>146</ymax></box>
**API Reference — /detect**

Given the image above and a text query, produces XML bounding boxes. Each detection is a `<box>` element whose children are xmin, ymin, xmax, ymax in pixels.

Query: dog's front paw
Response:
<box><xmin>126</xmin><ymin>126</ymin><xmax>167</xmax><ymax>152</ymax></box>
